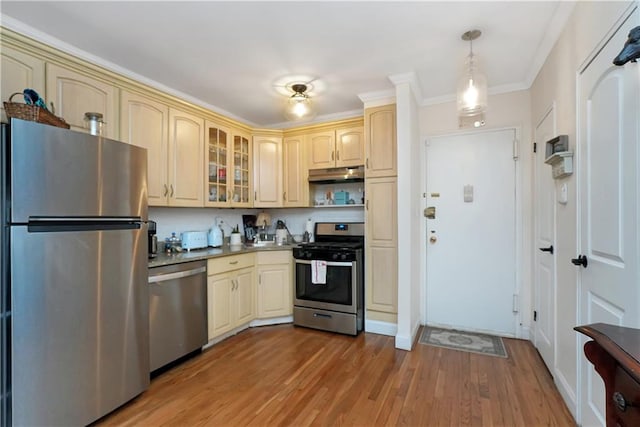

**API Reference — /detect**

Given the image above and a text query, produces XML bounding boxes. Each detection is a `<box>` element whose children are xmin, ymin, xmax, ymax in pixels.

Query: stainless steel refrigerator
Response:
<box><xmin>0</xmin><ymin>119</ymin><xmax>149</xmax><ymax>426</ymax></box>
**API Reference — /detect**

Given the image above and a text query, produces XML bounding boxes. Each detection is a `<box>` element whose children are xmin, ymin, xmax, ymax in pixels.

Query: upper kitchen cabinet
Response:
<box><xmin>307</xmin><ymin>126</ymin><xmax>364</xmax><ymax>170</ymax></box>
<box><xmin>283</xmin><ymin>135</ymin><xmax>309</xmax><ymax>207</ymax></box>
<box><xmin>1</xmin><ymin>46</ymin><xmax>45</xmax><ymax>123</ymax></box>
<box><xmin>365</xmin><ymin>104</ymin><xmax>396</xmax><ymax>178</ymax></box>
<box><xmin>253</xmin><ymin>135</ymin><xmax>282</xmax><ymax>208</ymax></box>
<box><xmin>205</xmin><ymin>121</ymin><xmax>231</xmax><ymax>207</ymax></box>
<box><xmin>205</xmin><ymin>123</ymin><xmax>252</xmax><ymax>208</ymax></box>
<box><xmin>230</xmin><ymin>130</ymin><xmax>252</xmax><ymax>207</ymax></box>
<box><xmin>46</xmin><ymin>63</ymin><xmax>118</xmax><ymax>137</ymax></box>
<box><xmin>335</xmin><ymin>126</ymin><xmax>365</xmax><ymax>167</ymax></box>
<box><xmin>168</xmin><ymin>108</ymin><xmax>204</xmax><ymax>207</ymax></box>
<box><xmin>307</xmin><ymin>131</ymin><xmax>335</xmax><ymax>169</ymax></box>
<box><xmin>120</xmin><ymin>91</ymin><xmax>169</xmax><ymax>206</ymax></box>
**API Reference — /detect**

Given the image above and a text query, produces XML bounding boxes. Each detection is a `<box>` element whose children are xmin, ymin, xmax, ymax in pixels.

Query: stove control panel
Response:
<box><xmin>292</xmin><ymin>247</ymin><xmax>358</xmax><ymax>262</ymax></box>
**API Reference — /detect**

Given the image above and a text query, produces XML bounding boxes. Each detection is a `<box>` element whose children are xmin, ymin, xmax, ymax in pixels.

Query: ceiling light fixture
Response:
<box><xmin>284</xmin><ymin>83</ymin><xmax>316</xmax><ymax>121</ymax></box>
<box><xmin>457</xmin><ymin>29</ymin><xmax>487</xmax><ymax>127</ymax></box>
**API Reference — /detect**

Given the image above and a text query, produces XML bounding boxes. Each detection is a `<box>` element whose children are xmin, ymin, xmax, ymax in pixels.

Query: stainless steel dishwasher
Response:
<box><xmin>148</xmin><ymin>260</ymin><xmax>207</xmax><ymax>372</ymax></box>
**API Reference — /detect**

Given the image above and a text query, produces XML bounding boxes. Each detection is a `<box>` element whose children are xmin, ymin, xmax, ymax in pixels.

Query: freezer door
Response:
<box><xmin>9</xmin><ymin>119</ymin><xmax>147</xmax><ymax>223</ymax></box>
<box><xmin>10</xmin><ymin>225</ymin><xmax>149</xmax><ymax>426</ymax></box>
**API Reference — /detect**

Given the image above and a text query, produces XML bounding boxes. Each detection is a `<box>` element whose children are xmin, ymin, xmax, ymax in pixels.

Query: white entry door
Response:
<box><xmin>426</xmin><ymin>129</ymin><xmax>517</xmax><ymax>336</ymax></box>
<box><xmin>578</xmin><ymin>8</ymin><xmax>640</xmax><ymax>426</ymax></box>
<box><xmin>533</xmin><ymin>107</ymin><xmax>557</xmax><ymax>373</ymax></box>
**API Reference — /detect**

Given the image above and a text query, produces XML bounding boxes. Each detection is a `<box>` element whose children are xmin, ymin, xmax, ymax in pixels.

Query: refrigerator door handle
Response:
<box><xmin>29</xmin><ymin>216</ymin><xmax>143</xmax><ymax>223</ymax></box>
<box><xmin>27</xmin><ymin>217</ymin><xmax>144</xmax><ymax>233</ymax></box>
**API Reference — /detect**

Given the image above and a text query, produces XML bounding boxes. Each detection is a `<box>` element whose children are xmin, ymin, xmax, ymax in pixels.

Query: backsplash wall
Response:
<box><xmin>150</xmin><ymin>207</ymin><xmax>364</xmax><ymax>243</ymax></box>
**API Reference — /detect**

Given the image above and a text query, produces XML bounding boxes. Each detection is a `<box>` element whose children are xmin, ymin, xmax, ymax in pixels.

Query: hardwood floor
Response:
<box><xmin>98</xmin><ymin>325</ymin><xmax>574</xmax><ymax>426</ymax></box>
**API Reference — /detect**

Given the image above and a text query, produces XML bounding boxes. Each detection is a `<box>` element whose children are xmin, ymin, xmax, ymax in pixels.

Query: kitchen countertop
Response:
<box><xmin>149</xmin><ymin>243</ymin><xmax>297</xmax><ymax>268</ymax></box>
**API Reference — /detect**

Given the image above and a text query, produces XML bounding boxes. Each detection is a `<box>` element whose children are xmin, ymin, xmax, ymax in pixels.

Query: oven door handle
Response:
<box><xmin>295</xmin><ymin>260</ymin><xmax>354</xmax><ymax>267</ymax></box>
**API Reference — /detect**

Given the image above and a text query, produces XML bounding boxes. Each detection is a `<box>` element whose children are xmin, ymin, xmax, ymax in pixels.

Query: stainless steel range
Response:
<box><xmin>292</xmin><ymin>222</ymin><xmax>364</xmax><ymax>335</ymax></box>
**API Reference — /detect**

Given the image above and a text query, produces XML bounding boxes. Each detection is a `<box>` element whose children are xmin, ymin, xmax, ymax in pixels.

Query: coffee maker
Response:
<box><xmin>148</xmin><ymin>220</ymin><xmax>157</xmax><ymax>258</ymax></box>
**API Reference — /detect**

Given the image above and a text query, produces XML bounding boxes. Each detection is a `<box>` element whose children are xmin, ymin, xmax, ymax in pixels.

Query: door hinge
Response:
<box><xmin>513</xmin><ymin>139</ymin><xmax>519</xmax><ymax>160</ymax></box>
<box><xmin>512</xmin><ymin>294</ymin><xmax>519</xmax><ymax>313</ymax></box>
<box><xmin>533</xmin><ymin>142</ymin><xmax>537</xmax><ymax>153</ymax></box>
<box><xmin>533</xmin><ymin>310</ymin><xmax>538</xmax><ymax>321</ymax></box>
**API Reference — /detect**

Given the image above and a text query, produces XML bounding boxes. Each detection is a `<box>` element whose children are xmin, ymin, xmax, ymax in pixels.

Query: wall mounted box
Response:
<box><xmin>544</xmin><ymin>135</ymin><xmax>573</xmax><ymax>179</ymax></box>
<box><xmin>545</xmin><ymin>135</ymin><xmax>569</xmax><ymax>159</ymax></box>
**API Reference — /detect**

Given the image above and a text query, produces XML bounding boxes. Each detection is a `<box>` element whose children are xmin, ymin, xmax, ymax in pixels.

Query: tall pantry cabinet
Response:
<box><xmin>364</xmin><ymin>104</ymin><xmax>398</xmax><ymax>324</ymax></box>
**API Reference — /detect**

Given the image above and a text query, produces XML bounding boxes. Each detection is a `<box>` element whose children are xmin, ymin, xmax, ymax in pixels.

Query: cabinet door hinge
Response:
<box><xmin>533</xmin><ymin>310</ymin><xmax>538</xmax><ymax>321</ymax></box>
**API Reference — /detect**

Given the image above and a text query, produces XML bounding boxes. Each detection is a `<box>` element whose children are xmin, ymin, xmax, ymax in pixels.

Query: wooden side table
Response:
<box><xmin>575</xmin><ymin>323</ymin><xmax>640</xmax><ymax>427</ymax></box>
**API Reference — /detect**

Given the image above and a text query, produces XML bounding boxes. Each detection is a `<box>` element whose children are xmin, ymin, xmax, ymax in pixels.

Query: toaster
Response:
<box><xmin>180</xmin><ymin>231</ymin><xmax>209</xmax><ymax>251</ymax></box>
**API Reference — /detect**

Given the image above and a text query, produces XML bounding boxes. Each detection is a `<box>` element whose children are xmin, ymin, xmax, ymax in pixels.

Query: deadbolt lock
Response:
<box><xmin>424</xmin><ymin>206</ymin><xmax>436</xmax><ymax>219</ymax></box>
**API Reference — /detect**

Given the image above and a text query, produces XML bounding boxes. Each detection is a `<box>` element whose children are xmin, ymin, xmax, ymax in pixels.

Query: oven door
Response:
<box><xmin>294</xmin><ymin>259</ymin><xmax>357</xmax><ymax>314</ymax></box>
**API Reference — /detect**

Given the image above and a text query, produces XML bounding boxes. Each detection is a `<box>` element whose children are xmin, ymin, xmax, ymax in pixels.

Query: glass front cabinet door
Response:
<box><xmin>205</xmin><ymin>122</ymin><xmax>230</xmax><ymax>206</ymax></box>
<box><xmin>232</xmin><ymin>132</ymin><xmax>251</xmax><ymax>206</ymax></box>
<box><xmin>205</xmin><ymin>121</ymin><xmax>252</xmax><ymax>207</ymax></box>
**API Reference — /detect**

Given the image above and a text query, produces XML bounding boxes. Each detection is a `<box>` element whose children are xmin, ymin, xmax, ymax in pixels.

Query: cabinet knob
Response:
<box><xmin>613</xmin><ymin>391</ymin><xmax>628</xmax><ymax>412</ymax></box>
<box><xmin>283</xmin><ymin>192</ymin><xmax>287</xmax><ymax>201</ymax></box>
<box><xmin>163</xmin><ymin>184</ymin><xmax>168</xmax><ymax>197</ymax></box>
<box><xmin>169</xmin><ymin>185</ymin><xmax>174</xmax><ymax>197</ymax></box>
<box><xmin>336</xmin><ymin>151</ymin><xmax>340</xmax><ymax>160</ymax></box>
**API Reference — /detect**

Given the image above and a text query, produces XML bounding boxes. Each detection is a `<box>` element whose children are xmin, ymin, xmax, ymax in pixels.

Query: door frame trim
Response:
<box><xmin>421</xmin><ymin>125</ymin><xmax>524</xmax><ymax>338</ymax></box>
<box><xmin>532</xmin><ymin>101</ymin><xmax>558</xmax><ymax>370</ymax></box>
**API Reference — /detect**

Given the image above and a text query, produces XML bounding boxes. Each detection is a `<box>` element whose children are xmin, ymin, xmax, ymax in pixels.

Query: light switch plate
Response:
<box><xmin>463</xmin><ymin>185</ymin><xmax>473</xmax><ymax>202</ymax></box>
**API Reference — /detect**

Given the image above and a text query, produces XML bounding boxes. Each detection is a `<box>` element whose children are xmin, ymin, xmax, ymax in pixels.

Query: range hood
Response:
<box><xmin>308</xmin><ymin>166</ymin><xmax>364</xmax><ymax>184</ymax></box>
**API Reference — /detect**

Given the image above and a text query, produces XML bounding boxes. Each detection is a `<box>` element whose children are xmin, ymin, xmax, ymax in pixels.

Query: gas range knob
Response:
<box><xmin>332</xmin><ymin>253</ymin><xmax>339</xmax><ymax>260</ymax></box>
<box><xmin>341</xmin><ymin>253</ymin><xmax>348</xmax><ymax>261</ymax></box>
<box><xmin>305</xmin><ymin>251</ymin><xmax>313</xmax><ymax>259</ymax></box>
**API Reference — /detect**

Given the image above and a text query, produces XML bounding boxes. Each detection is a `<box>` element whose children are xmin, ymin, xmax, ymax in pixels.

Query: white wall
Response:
<box><xmin>419</xmin><ymin>90</ymin><xmax>533</xmax><ymax>337</ymax></box>
<box><xmin>529</xmin><ymin>0</ymin><xmax>635</xmax><ymax>419</ymax></box>
<box><xmin>150</xmin><ymin>206</ymin><xmax>364</xmax><ymax>244</ymax></box>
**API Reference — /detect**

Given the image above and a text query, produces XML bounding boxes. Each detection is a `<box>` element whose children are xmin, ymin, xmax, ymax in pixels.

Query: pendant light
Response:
<box><xmin>284</xmin><ymin>83</ymin><xmax>316</xmax><ymax>121</ymax></box>
<box><xmin>456</xmin><ymin>30</ymin><xmax>487</xmax><ymax>121</ymax></box>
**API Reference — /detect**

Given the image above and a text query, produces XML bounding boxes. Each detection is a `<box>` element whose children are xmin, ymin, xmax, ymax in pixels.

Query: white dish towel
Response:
<box><xmin>311</xmin><ymin>260</ymin><xmax>327</xmax><ymax>284</ymax></box>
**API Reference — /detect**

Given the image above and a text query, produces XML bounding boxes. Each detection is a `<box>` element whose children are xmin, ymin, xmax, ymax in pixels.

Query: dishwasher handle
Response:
<box><xmin>148</xmin><ymin>266</ymin><xmax>206</xmax><ymax>284</ymax></box>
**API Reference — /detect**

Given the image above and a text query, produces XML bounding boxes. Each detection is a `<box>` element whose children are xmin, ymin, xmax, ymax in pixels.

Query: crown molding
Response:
<box><xmin>523</xmin><ymin>1</ymin><xmax>577</xmax><ymax>88</ymax></box>
<box><xmin>358</xmin><ymin>89</ymin><xmax>396</xmax><ymax>108</ymax></box>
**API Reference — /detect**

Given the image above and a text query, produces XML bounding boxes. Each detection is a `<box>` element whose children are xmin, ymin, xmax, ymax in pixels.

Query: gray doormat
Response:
<box><xmin>419</xmin><ymin>326</ymin><xmax>508</xmax><ymax>358</ymax></box>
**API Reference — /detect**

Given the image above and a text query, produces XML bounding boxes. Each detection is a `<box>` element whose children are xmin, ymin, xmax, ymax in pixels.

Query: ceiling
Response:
<box><xmin>1</xmin><ymin>1</ymin><xmax>575</xmax><ymax>128</ymax></box>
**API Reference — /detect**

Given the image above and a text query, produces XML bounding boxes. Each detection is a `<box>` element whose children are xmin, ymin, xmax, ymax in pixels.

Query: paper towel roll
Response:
<box><xmin>305</xmin><ymin>219</ymin><xmax>314</xmax><ymax>242</ymax></box>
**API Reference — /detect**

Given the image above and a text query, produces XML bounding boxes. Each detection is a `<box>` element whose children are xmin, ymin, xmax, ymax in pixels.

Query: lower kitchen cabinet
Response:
<box><xmin>207</xmin><ymin>254</ymin><xmax>255</xmax><ymax>340</ymax></box>
<box><xmin>256</xmin><ymin>251</ymin><xmax>293</xmax><ymax>318</ymax></box>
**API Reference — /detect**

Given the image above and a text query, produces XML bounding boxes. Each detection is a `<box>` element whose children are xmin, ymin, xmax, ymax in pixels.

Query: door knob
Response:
<box><xmin>571</xmin><ymin>255</ymin><xmax>588</xmax><ymax>268</ymax></box>
<box><xmin>539</xmin><ymin>245</ymin><xmax>554</xmax><ymax>254</ymax></box>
